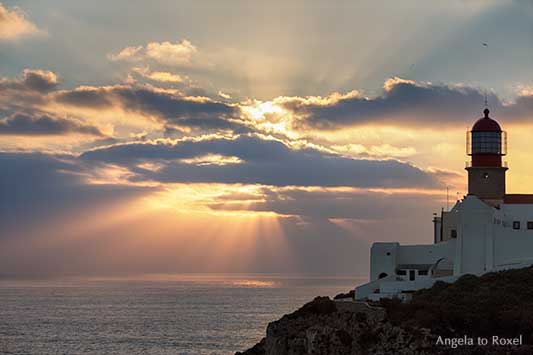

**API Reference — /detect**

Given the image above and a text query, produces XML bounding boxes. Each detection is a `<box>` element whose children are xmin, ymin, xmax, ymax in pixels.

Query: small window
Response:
<box><xmin>397</xmin><ymin>269</ymin><xmax>406</xmax><ymax>276</ymax></box>
<box><xmin>528</xmin><ymin>222</ymin><xmax>533</xmax><ymax>230</ymax></box>
<box><xmin>513</xmin><ymin>221</ymin><xmax>521</xmax><ymax>230</ymax></box>
<box><xmin>418</xmin><ymin>270</ymin><xmax>428</xmax><ymax>276</ymax></box>
<box><xmin>386</xmin><ymin>252</ymin><xmax>391</xmax><ymax>256</ymax></box>
<box><xmin>450</xmin><ymin>229</ymin><xmax>457</xmax><ymax>239</ymax></box>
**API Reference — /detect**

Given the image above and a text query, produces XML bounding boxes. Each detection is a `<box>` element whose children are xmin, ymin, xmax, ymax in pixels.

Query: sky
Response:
<box><xmin>1</xmin><ymin>0</ymin><xmax>533</xmax><ymax>278</ymax></box>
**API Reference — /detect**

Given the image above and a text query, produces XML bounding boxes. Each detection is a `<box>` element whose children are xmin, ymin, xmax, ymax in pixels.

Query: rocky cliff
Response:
<box><xmin>238</xmin><ymin>267</ymin><xmax>533</xmax><ymax>354</ymax></box>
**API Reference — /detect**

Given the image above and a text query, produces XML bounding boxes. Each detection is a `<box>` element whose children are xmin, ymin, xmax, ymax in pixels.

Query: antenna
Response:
<box><xmin>446</xmin><ymin>186</ymin><xmax>449</xmax><ymax>211</ymax></box>
<box><xmin>482</xmin><ymin>42</ymin><xmax>489</xmax><ymax>109</ymax></box>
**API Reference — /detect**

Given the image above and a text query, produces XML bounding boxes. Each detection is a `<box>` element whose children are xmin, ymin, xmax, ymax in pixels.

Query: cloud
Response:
<box><xmin>22</xmin><ymin>69</ymin><xmax>58</xmax><ymax>92</ymax></box>
<box><xmin>280</xmin><ymin>78</ymin><xmax>498</xmax><ymax>129</ymax></box>
<box><xmin>0</xmin><ymin>3</ymin><xmax>40</xmax><ymax>41</ymax></box>
<box><xmin>54</xmin><ymin>86</ymin><xmax>114</xmax><ymax>109</ymax></box>
<box><xmin>80</xmin><ymin>134</ymin><xmax>448</xmax><ymax>188</ymax></box>
<box><xmin>209</xmin><ymin>186</ymin><xmax>442</xmax><ymax>220</ymax></box>
<box><xmin>132</xmin><ymin>67</ymin><xmax>186</xmax><ymax>83</ymax></box>
<box><xmin>109</xmin><ymin>39</ymin><xmax>199</xmax><ymax>67</ymax></box>
<box><xmin>54</xmin><ymin>84</ymin><xmax>243</xmax><ymax>132</ymax></box>
<box><xmin>0</xmin><ymin>112</ymin><xmax>103</xmax><ymax>136</ymax></box>
<box><xmin>331</xmin><ymin>143</ymin><xmax>417</xmax><ymax>158</ymax></box>
<box><xmin>0</xmin><ymin>70</ymin><xmax>59</xmax><ymax>122</ymax></box>
<box><xmin>0</xmin><ymin>69</ymin><xmax>58</xmax><ymax>93</ymax></box>
<box><xmin>108</xmin><ymin>45</ymin><xmax>143</xmax><ymax>61</ymax></box>
<box><xmin>145</xmin><ymin>40</ymin><xmax>197</xmax><ymax>66</ymax></box>
<box><xmin>0</xmin><ymin>69</ymin><xmax>247</xmax><ymax>139</ymax></box>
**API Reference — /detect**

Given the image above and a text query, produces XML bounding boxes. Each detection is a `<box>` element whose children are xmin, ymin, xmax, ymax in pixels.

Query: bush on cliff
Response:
<box><xmin>286</xmin><ymin>296</ymin><xmax>337</xmax><ymax>320</ymax></box>
<box><xmin>379</xmin><ymin>266</ymin><xmax>533</xmax><ymax>343</ymax></box>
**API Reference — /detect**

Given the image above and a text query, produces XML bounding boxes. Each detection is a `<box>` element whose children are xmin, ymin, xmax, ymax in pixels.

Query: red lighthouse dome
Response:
<box><xmin>471</xmin><ymin>108</ymin><xmax>502</xmax><ymax>132</ymax></box>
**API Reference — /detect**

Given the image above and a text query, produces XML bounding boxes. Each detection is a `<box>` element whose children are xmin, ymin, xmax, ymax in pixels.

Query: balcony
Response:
<box><xmin>465</xmin><ymin>161</ymin><xmax>508</xmax><ymax>168</ymax></box>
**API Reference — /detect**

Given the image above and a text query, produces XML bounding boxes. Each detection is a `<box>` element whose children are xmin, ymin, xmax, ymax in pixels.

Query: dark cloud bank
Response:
<box><xmin>283</xmin><ymin>79</ymin><xmax>533</xmax><ymax>129</ymax></box>
<box><xmin>81</xmin><ymin>135</ymin><xmax>448</xmax><ymax>188</ymax></box>
<box><xmin>0</xmin><ymin>70</ymin><xmax>104</xmax><ymax>136</ymax></box>
<box><xmin>0</xmin><ymin>112</ymin><xmax>103</xmax><ymax>136</ymax></box>
<box><xmin>55</xmin><ymin>85</ymin><xmax>244</xmax><ymax>132</ymax></box>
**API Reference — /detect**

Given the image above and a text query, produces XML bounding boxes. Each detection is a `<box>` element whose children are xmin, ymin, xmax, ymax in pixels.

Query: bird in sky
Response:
<box><xmin>482</xmin><ymin>42</ymin><xmax>488</xmax><ymax>47</ymax></box>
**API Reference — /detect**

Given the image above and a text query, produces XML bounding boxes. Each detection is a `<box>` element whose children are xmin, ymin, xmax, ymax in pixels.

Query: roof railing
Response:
<box><xmin>465</xmin><ymin>161</ymin><xmax>508</xmax><ymax>168</ymax></box>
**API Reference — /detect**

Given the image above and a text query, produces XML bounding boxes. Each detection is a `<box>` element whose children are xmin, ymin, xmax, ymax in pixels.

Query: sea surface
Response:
<box><xmin>0</xmin><ymin>274</ymin><xmax>365</xmax><ymax>355</ymax></box>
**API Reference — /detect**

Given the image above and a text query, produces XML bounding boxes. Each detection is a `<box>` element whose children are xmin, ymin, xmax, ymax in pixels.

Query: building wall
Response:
<box><xmin>493</xmin><ymin>204</ymin><xmax>533</xmax><ymax>267</ymax></box>
<box><xmin>397</xmin><ymin>241</ymin><xmax>455</xmax><ymax>266</ymax></box>
<box><xmin>441</xmin><ymin>210</ymin><xmax>459</xmax><ymax>242</ymax></box>
<box><xmin>370</xmin><ymin>243</ymin><xmax>399</xmax><ymax>281</ymax></box>
<box><xmin>368</xmin><ymin>240</ymin><xmax>456</xmax><ymax>284</ymax></box>
<box><xmin>455</xmin><ymin>196</ymin><xmax>495</xmax><ymax>274</ymax></box>
<box><xmin>502</xmin><ymin>204</ymin><xmax>533</xmax><ymax>224</ymax></box>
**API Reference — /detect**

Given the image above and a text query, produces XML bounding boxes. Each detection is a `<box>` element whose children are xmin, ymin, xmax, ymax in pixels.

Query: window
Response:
<box><xmin>386</xmin><ymin>252</ymin><xmax>391</xmax><ymax>256</ymax></box>
<box><xmin>418</xmin><ymin>270</ymin><xmax>428</xmax><ymax>276</ymax></box>
<box><xmin>471</xmin><ymin>131</ymin><xmax>502</xmax><ymax>154</ymax></box>
<box><xmin>528</xmin><ymin>221</ymin><xmax>533</xmax><ymax>230</ymax></box>
<box><xmin>450</xmin><ymin>229</ymin><xmax>457</xmax><ymax>239</ymax></box>
<box><xmin>513</xmin><ymin>221</ymin><xmax>521</xmax><ymax>230</ymax></box>
<box><xmin>397</xmin><ymin>269</ymin><xmax>406</xmax><ymax>276</ymax></box>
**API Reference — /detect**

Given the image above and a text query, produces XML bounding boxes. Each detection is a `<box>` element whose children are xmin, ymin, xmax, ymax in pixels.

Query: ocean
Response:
<box><xmin>0</xmin><ymin>274</ymin><xmax>364</xmax><ymax>355</ymax></box>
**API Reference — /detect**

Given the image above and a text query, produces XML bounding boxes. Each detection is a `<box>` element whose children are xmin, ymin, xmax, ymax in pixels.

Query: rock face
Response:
<box><xmin>238</xmin><ymin>267</ymin><xmax>533</xmax><ymax>355</ymax></box>
<box><xmin>238</xmin><ymin>297</ymin><xmax>436</xmax><ymax>355</ymax></box>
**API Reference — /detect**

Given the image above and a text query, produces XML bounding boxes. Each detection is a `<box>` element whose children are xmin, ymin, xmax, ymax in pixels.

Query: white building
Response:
<box><xmin>355</xmin><ymin>108</ymin><xmax>533</xmax><ymax>301</ymax></box>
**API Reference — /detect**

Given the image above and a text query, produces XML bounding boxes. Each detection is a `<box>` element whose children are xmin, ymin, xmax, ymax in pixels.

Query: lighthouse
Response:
<box><xmin>356</xmin><ymin>107</ymin><xmax>533</xmax><ymax>301</ymax></box>
<box><xmin>466</xmin><ymin>108</ymin><xmax>507</xmax><ymax>206</ymax></box>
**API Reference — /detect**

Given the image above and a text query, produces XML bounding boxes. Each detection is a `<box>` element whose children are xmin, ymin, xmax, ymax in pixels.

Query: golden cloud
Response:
<box><xmin>132</xmin><ymin>68</ymin><xmax>185</xmax><ymax>83</ymax></box>
<box><xmin>109</xmin><ymin>39</ymin><xmax>200</xmax><ymax>67</ymax></box>
<box><xmin>0</xmin><ymin>3</ymin><xmax>41</xmax><ymax>41</ymax></box>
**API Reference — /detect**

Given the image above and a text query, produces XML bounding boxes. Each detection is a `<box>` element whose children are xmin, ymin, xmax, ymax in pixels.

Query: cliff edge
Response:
<box><xmin>238</xmin><ymin>267</ymin><xmax>533</xmax><ymax>354</ymax></box>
